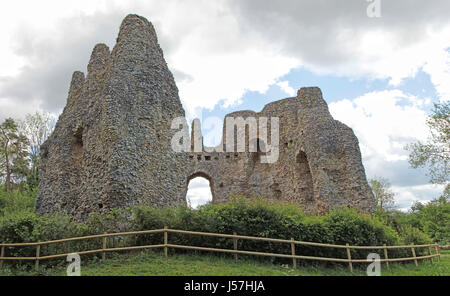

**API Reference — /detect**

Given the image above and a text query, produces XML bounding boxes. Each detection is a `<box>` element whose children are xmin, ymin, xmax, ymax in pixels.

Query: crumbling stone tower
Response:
<box><xmin>36</xmin><ymin>14</ymin><xmax>375</xmax><ymax>220</ymax></box>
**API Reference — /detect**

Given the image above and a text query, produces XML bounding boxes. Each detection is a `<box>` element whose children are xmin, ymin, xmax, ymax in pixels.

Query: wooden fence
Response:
<box><xmin>0</xmin><ymin>227</ymin><xmax>441</xmax><ymax>272</ymax></box>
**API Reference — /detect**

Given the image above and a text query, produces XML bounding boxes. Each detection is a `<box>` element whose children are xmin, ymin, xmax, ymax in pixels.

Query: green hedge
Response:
<box><xmin>0</xmin><ymin>196</ymin><xmax>433</xmax><ymax>268</ymax></box>
<box><xmin>0</xmin><ymin>209</ymin><xmax>132</xmax><ymax>268</ymax></box>
<box><xmin>0</xmin><ymin>188</ymin><xmax>36</xmax><ymax>217</ymax></box>
<box><xmin>131</xmin><ymin>198</ymin><xmax>421</xmax><ymax>265</ymax></box>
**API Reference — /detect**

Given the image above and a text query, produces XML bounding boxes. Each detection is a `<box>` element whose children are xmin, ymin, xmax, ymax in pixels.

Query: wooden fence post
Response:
<box><xmin>164</xmin><ymin>226</ymin><xmax>168</xmax><ymax>257</ymax></box>
<box><xmin>346</xmin><ymin>243</ymin><xmax>353</xmax><ymax>273</ymax></box>
<box><xmin>435</xmin><ymin>244</ymin><xmax>440</xmax><ymax>263</ymax></box>
<box><xmin>102</xmin><ymin>233</ymin><xmax>107</xmax><ymax>260</ymax></box>
<box><xmin>290</xmin><ymin>238</ymin><xmax>296</xmax><ymax>269</ymax></box>
<box><xmin>383</xmin><ymin>244</ymin><xmax>390</xmax><ymax>270</ymax></box>
<box><xmin>0</xmin><ymin>246</ymin><xmax>4</xmax><ymax>268</ymax></box>
<box><xmin>35</xmin><ymin>241</ymin><xmax>41</xmax><ymax>272</ymax></box>
<box><xmin>233</xmin><ymin>232</ymin><xmax>238</xmax><ymax>263</ymax></box>
<box><xmin>410</xmin><ymin>244</ymin><xmax>418</xmax><ymax>267</ymax></box>
<box><xmin>427</xmin><ymin>245</ymin><xmax>433</xmax><ymax>264</ymax></box>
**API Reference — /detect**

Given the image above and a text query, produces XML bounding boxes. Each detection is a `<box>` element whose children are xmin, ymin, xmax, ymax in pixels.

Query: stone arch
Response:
<box><xmin>185</xmin><ymin>171</ymin><xmax>215</xmax><ymax>207</ymax></box>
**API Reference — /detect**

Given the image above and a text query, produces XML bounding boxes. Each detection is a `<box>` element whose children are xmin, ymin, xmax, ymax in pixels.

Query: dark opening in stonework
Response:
<box><xmin>98</xmin><ymin>203</ymin><xmax>103</xmax><ymax>209</ymax></box>
<box><xmin>249</xmin><ymin>138</ymin><xmax>267</xmax><ymax>163</ymax></box>
<box><xmin>253</xmin><ymin>138</ymin><xmax>266</xmax><ymax>153</ymax></box>
<box><xmin>42</xmin><ymin>147</ymin><xmax>49</xmax><ymax>159</ymax></box>
<box><xmin>296</xmin><ymin>151</ymin><xmax>307</xmax><ymax>164</ymax></box>
<box><xmin>296</xmin><ymin>151</ymin><xmax>314</xmax><ymax>201</ymax></box>
<box><xmin>73</xmin><ymin>128</ymin><xmax>84</xmax><ymax>168</ymax></box>
<box><xmin>205</xmin><ymin>155</ymin><xmax>211</xmax><ymax>161</ymax></box>
<box><xmin>271</xmin><ymin>183</ymin><xmax>282</xmax><ymax>199</ymax></box>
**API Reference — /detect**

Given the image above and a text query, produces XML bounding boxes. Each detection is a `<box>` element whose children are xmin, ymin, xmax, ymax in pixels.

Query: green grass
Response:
<box><xmin>1</xmin><ymin>250</ymin><xmax>449</xmax><ymax>276</ymax></box>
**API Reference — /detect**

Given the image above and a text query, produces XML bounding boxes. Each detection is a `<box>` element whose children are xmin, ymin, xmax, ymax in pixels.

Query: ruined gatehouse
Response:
<box><xmin>36</xmin><ymin>14</ymin><xmax>375</xmax><ymax>220</ymax></box>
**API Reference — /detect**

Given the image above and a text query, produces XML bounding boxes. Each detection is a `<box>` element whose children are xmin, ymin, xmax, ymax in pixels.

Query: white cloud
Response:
<box><xmin>422</xmin><ymin>43</ymin><xmax>450</xmax><ymax>102</ymax></box>
<box><xmin>0</xmin><ymin>97</ymin><xmax>42</xmax><ymax>120</ymax></box>
<box><xmin>392</xmin><ymin>183</ymin><xmax>446</xmax><ymax>211</ymax></box>
<box><xmin>330</xmin><ymin>90</ymin><xmax>430</xmax><ymax>162</ymax></box>
<box><xmin>1</xmin><ymin>0</ymin><xmax>450</xmax><ymax>121</ymax></box>
<box><xmin>329</xmin><ymin>90</ymin><xmax>438</xmax><ymax>208</ymax></box>
<box><xmin>186</xmin><ymin>177</ymin><xmax>213</xmax><ymax>209</ymax></box>
<box><xmin>0</xmin><ymin>0</ymin><xmax>112</xmax><ymax>76</ymax></box>
<box><xmin>0</xmin><ymin>0</ymin><xmax>301</xmax><ymax>122</ymax></box>
<box><xmin>228</xmin><ymin>0</ymin><xmax>450</xmax><ymax>99</ymax></box>
<box><xmin>175</xmin><ymin>47</ymin><xmax>299</xmax><ymax>119</ymax></box>
<box><xmin>276</xmin><ymin>81</ymin><xmax>296</xmax><ymax>96</ymax></box>
<box><xmin>159</xmin><ymin>0</ymin><xmax>300</xmax><ymax>118</ymax></box>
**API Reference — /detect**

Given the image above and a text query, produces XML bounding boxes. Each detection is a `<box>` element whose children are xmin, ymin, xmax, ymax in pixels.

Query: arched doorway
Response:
<box><xmin>185</xmin><ymin>172</ymin><xmax>214</xmax><ymax>209</ymax></box>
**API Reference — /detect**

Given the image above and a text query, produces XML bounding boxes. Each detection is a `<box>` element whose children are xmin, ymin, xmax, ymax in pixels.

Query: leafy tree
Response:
<box><xmin>376</xmin><ymin>209</ymin><xmax>422</xmax><ymax>235</ymax></box>
<box><xmin>419</xmin><ymin>196</ymin><xmax>450</xmax><ymax>244</ymax></box>
<box><xmin>440</xmin><ymin>184</ymin><xmax>449</xmax><ymax>200</ymax></box>
<box><xmin>406</xmin><ymin>102</ymin><xmax>449</xmax><ymax>191</ymax></box>
<box><xmin>19</xmin><ymin>112</ymin><xmax>55</xmax><ymax>189</ymax></box>
<box><xmin>0</xmin><ymin>118</ymin><xmax>30</xmax><ymax>192</ymax></box>
<box><xmin>397</xmin><ymin>195</ymin><xmax>450</xmax><ymax>244</ymax></box>
<box><xmin>410</xmin><ymin>200</ymin><xmax>425</xmax><ymax>214</ymax></box>
<box><xmin>369</xmin><ymin>177</ymin><xmax>396</xmax><ymax>211</ymax></box>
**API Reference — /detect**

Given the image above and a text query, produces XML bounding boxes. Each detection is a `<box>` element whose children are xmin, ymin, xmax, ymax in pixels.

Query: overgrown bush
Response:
<box><xmin>0</xmin><ymin>188</ymin><xmax>36</xmax><ymax>217</ymax></box>
<box><xmin>376</xmin><ymin>196</ymin><xmax>450</xmax><ymax>245</ymax></box>
<box><xmin>0</xmin><ymin>212</ymin><xmax>85</xmax><ymax>264</ymax></box>
<box><xmin>131</xmin><ymin>197</ymin><xmax>407</xmax><ymax>265</ymax></box>
<box><xmin>401</xmin><ymin>226</ymin><xmax>432</xmax><ymax>245</ymax></box>
<box><xmin>0</xmin><ymin>193</ymin><xmax>436</xmax><ymax>269</ymax></box>
<box><xmin>420</xmin><ymin>200</ymin><xmax>450</xmax><ymax>244</ymax></box>
<box><xmin>398</xmin><ymin>226</ymin><xmax>433</xmax><ymax>257</ymax></box>
<box><xmin>0</xmin><ymin>207</ymin><xmax>134</xmax><ymax>268</ymax></box>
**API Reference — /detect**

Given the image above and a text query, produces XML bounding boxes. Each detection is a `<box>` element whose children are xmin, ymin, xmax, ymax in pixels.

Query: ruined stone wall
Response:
<box><xmin>36</xmin><ymin>14</ymin><xmax>375</xmax><ymax>219</ymax></box>
<box><xmin>37</xmin><ymin>15</ymin><xmax>190</xmax><ymax>220</ymax></box>
<box><xmin>184</xmin><ymin>88</ymin><xmax>375</xmax><ymax>215</ymax></box>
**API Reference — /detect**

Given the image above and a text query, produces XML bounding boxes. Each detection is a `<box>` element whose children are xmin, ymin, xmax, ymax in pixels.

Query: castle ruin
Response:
<box><xmin>36</xmin><ymin>15</ymin><xmax>375</xmax><ymax>220</ymax></box>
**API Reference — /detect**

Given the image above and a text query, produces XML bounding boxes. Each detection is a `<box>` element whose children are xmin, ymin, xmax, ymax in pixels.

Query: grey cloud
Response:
<box><xmin>0</xmin><ymin>11</ymin><xmax>127</xmax><ymax>113</ymax></box>
<box><xmin>394</xmin><ymin>184</ymin><xmax>444</xmax><ymax>210</ymax></box>
<box><xmin>365</xmin><ymin>156</ymin><xmax>430</xmax><ymax>187</ymax></box>
<box><xmin>4</xmin><ymin>0</ymin><xmax>447</xmax><ymax>119</ymax></box>
<box><xmin>172</xmin><ymin>69</ymin><xmax>194</xmax><ymax>83</ymax></box>
<box><xmin>3</xmin><ymin>0</ymin><xmax>450</xmax><ymax>118</ymax></box>
<box><xmin>0</xmin><ymin>5</ymin><xmax>184</xmax><ymax>116</ymax></box>
<box><xmin>227</xmin><ymin>0</ymin><xmax>450</xmax><ymax>70</ymax></box>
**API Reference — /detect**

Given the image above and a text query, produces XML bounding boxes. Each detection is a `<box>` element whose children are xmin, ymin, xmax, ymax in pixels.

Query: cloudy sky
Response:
<box><xmin>1</xmin><ymin>0</ymin><xmax>449</xmax><ymax>210</ymax></box>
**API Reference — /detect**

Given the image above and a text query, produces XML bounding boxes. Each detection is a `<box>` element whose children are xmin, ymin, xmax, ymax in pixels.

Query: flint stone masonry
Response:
<box><xmin>36</xmin><ymin>14</ymin><xmax>375</xmax><ymax>220</ymax></box>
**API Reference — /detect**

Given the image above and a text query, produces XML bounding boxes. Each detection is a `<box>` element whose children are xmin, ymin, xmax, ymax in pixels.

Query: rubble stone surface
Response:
<box><xmin>36</xmin><ymin>14</ymin><xmax>375</xmax><ymax>219</ymax></box>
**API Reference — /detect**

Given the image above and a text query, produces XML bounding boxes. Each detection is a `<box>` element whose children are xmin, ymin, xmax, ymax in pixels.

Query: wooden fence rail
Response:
<box><xmin>0</xmin><ymin>227</ymin><xmax>441</xmax><ymax>272</ymax></box>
